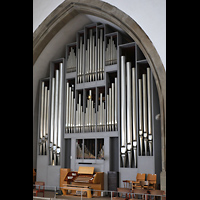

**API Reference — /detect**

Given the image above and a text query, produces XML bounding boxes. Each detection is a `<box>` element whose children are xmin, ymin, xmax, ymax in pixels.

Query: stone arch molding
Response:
<box><xmin>33</xmin><ymin>0</ymin><xmax>166</xmax><ymax>172</ymax></box>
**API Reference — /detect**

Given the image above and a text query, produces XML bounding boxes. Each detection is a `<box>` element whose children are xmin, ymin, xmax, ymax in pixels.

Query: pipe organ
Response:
<box><xmin>37</xmin><ymin>22</ymin><xmax>161</xmax><ymax>186</ymax></box>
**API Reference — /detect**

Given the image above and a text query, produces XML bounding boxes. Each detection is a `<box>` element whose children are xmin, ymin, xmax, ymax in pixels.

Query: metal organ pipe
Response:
<box><xmin>57</xmin><ymin>63</ymin><xmax>63</xmax><ymax>165</ymax></box>
<box><xmin>114</xmin><ymin>77</ymin><xmax>118</xmax><ymax>131</ymax></box>
<box><xmin>138</xmin><ymin>79</ymin><xmax>143</xmax><ymax>156</ymax></box>
<box><xmin>53</xmin><ymin>70</ymin><xmax>59</xmax><ymax>165</ymax></box>
<box><xmin>120</xmin><ymin>56</ymin><xmax>127</xmax><ymax>167</ymax></box>
<box><xmin>49</xmin><ymin>78</ymin><xmax>55</xmax><ymax>164</ymax></box>
<box><xmin>43</xmin><ymin>86</ymin><xmax>47</xmax><ymax>155</ymax></box>
<box><xmin>111</xmin><ymin>83</ymin><xmax>115</xmax><ymax>131</ymax></box>
<box><xmin>65</xmin><ymin>82</ymin><xmax>69</xmax><ymax>132</ymax></box>
<box><xmin>126</xmin><ymin>62</ymin><xmax>132</xmax><ymax>168</ymax></box>
<box><xmin>39</xmin><ymin>82</ymin><xmax>44</xmax><ymax>155</ymax></box>
<box><xmin>147</xmin><ymin>68</ymin><xmax>153</xmax><ymax>156</ymax></box>
<box><xmin>132</xmin><ymin>68</ymin><xmax>137</xmax><ymax>167</ymax></box>
<box><xmin>142</xmin><ymin>74</ymin><xmax>148</xmax><ymax>156</ymax></box>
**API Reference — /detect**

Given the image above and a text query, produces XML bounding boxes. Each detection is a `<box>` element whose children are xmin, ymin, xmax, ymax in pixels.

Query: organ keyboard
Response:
<box><xmin>60</xmin><ymin>166</ymin><xmax>104</xmax><ymax>197</ymax></box>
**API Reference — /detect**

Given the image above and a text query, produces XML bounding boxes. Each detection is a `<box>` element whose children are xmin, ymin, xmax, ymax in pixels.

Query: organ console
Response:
<box><xmin>60</xmin><ymin>167</ymin><xmax>104</xmax><ymax>197</ymax></box>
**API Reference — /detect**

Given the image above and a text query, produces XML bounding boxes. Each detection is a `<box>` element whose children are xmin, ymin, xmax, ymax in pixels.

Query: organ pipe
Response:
<box><xmin>132</xmin><ymin>68</ymin><xmax>137</xmax><ymax>167</ymax></box>
<box><xmin>111</xmin><ymin>83</ymin><xmax>115</xmax><ymax>131</ymax></box>
<box><xmin>147</xmin><ymin>68</ymin><xmax>153</xmax><ymax>156</ymax></box>
<box><xmin>57</xmin><ymin>63</ymin><xmax>63</xmax><ymax>149</ymax></box>
<box><xmin>120</xmin><ymin>56</ymin><xmax>127</xmax><ymax>167</ymax></box>
<box><xmin>39</xmin><ymin>82</ymin><xmax>44</xmax><ymax>154</ymax></box>
<box><xmin>138</xmin><ymin>79</ymin><xmax>143</xmax><ymax>156</ymax></box>
<box><xmin>114</xmin><ymin>77</ymin><xmax>118</xmax><ymax>131</ymax></box>
<box><xmin>142</xmin><ymin>74</ymin><xmax>148</xmax><ymax>156</ymax></box>
<box><xmin>66</xmin><ymin>47</ymin><xmax>76</xmax><ymax>73</ymax></box>
<box><xmin>126</xmin><ymin>62</ymin><xmax>132</xmax><ymax>168</ymax></box>
<box><xmin>49</xmin><ymin>78</ymin><xmax>55</xmax><ymax>164</ymax></box>
<box><xmin>105</xmin><ymin>36</ymin><xmax>117</xmax><ymax>66</ymax></box>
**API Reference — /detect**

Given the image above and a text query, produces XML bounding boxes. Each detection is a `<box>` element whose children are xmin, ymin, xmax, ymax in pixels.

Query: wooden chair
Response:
<box><xmin>140</xmin><ymin>181</ymin><xmax>149</xmax><ymax>189</ymax></box>
<box><xmin>148</xmin><ymin>189</ymin><xmax>165</xmax><ymax>200</ymax></box>
<box><xmin>147</xmin><ymin>174</ymin><xmax>157</xmax><ymax>190</ymax></box>
<box><xmin>131</xmin><ymin>173</ymin><xmax>145</xmax><ymax>190</ymax></box>
<box><xmin>33</xmin><ymin>181</ymin><xmax>45</xmax><ymax>197</ymax></box>
<box><xmin>112</xmin><ymin>187</ymin><xmax>132</xmax><ymax>200</ymax></box>
<box><xmin>130</xmin><ymin>189</ymin><xmax>148</xmax><ymax>200</ymax></box>
<box><xmin>123</xmin><ymin>180</ymin><xmax>131</xmax><ymax>188</ymax></box>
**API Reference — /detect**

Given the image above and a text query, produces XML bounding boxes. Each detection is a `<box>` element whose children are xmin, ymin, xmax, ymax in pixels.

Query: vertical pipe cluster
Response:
<box><xmin>39</xmin><ymin>81</ymin><xmax>50</xmax><ymax>155</ymax></box>
<box><xmin>106</xmin><ymin>78</ymin><xmax>118</xmax><ymax>132</ymax></box>
<box><xmin>85</xmin><ymin>29</ymin><xmax>96</xmax><ymax>82</ymax></box>
<box><xmin>138</xmin><ymin>67</ymin><xmax>152</xmax><ymax>156</ymax></box>
<box><xmin>97</xmin><ymin>93</ymin><xmax>106</xmax><ymax>131</ymax></box>
<box><xmin>66</xmin><ymin>47</ymin><xmax>76</xmax><ymax>73</ymax></box>
<box><xmin>77</xmin><ymin>37</ymin><xmax>84</xmax><ymax>83</ymax></box>
<box><xmin>76</xmin><ymin>93</ymin><xmax>84</xmax><ymax>133</ymax></box>
<box><xmin>120</xmin><ymin>56</ymin><xmax>137</xmax><ymax>168</ymax></box>
<box><xmin>49</xmin><ymin>63</ymin><xmax>63</xmax><ymax>165</ymax></box>
<box><xmin>65</xmin><ymin>83</ymin><xmax>76</xmax><ymax>133</ymax></box>
<box><xmin>105</xmin><ymin>36</ymin><xmax>117</xmax><ymax>66</ymax></box>
<box><xmin>84</xmin><ymin>90</ymin><xmax>96</xmax><ymax>132</ymax></box>
<box><xmin>97</xmin><ymin>29</ymin><xmax>105</xmax><ymax>80</ymax></box>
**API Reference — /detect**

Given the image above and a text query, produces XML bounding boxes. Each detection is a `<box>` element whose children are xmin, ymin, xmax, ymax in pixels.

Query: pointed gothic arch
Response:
<box><xmin>33</xmin><ymin>0</ymin><xmax>166</xmax><ymax>187</ymax></box>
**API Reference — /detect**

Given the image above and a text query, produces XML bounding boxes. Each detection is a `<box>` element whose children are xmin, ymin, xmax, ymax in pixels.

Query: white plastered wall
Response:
<box><xmin>33</xmin><ymin>0</ymin><xmax>166</xmax><ymax>70</ymax></box>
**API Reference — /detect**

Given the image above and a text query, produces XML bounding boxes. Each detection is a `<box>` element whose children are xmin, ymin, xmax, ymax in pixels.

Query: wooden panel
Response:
<box><xmin>60</xmin><ymin>168</ymin><xmax>71</xmax><ymax>188</ymax></box>
<box><xmin>78</xmin><ymin>166</ymin><xmax>94</xmax><ymax>174</ymax></box>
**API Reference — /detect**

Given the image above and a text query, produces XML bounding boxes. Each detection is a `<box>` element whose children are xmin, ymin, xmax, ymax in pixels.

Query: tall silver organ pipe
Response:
<box><xmin>111</xmin><ymin>83</ymin><xmax>115</xmax><ymax>131</ymax></box>
<box><xmin>65</xmin><ymin>82</ymin><xmax>69</xmax><ymax>132</ymax></box>
<box><xmin>43</xmin><ymin>86</ymin><xmax>47</xmax><ymax>155</ymax></box>
<box><xmin>126</xmin><ymin>62</ymin><xmax>132</xmax><ymax>168</ymax></box>
<box><xmin>53</xmin><ymin>70</ymin><xmax>59</xmax><ymax>165</ymax></box>
<box><xmin>120</xmin><ymin>56</ymin><xmax>127</xmax><ymax>167</ymax></box>
<box><xmin>39</xmin><ymin>82</ymin><xmax>44</xmax><ymax>155</ymax></box>
<box><xmin>57</xmin><ymin>63</ymin><xmax>63</xmax><ymax>165</ymax></box>
<box><xmin>53</xmin><ymin>70</ymin><xmax>59</xmax><ymax>148</ymax></box>
<box><xmin>114</xmin><ymin>77</ymin><xmax>118</xmax><ymax>131</ymax></box>
<box><xmin>49</xmin><ymin>78</ymin><xmax>55</xmax><ymax>164</ymax></box>
<box><xmin>147</xmin><ymin>68</ymin><xmax>153</xmax><ymax>156</ymax></box>
<box><xmin>132</xmin><ymin>68</ymin><xmax>137</xmax><ymax>167</ymax></box>
<box><xmin>142</xmin><ymin>74</ymin><xmax>148</xmax><ymax>156</ymax></box>
<box><xmin>138</xmin><ymin>79</ymin><xmax>143</xmax><ymax>156</ymax></box>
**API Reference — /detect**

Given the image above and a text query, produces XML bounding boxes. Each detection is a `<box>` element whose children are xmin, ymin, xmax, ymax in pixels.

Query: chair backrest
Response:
<box><xmin>149</xmin><ymin>190</ymin><xmax>165</xmax><ymax>195</ymax></box>
<box><xmin>136</xmin><ymin>173</ymin><xmax>145</xmax><ymax>182</ymax></box>
<box><xmin>35</xmin><ymin>181</ymin><xmax>45</xmax><ymax>186</ymax></box>
<box><xmin>147</xmin><ymin>174</ymin><xmax>156</xmax><ymax>184</ymax></box>
<box><xmin>35</xmin><ymin>181</ymin><xmax>45</xmax><ymax>190</ymax></box>
<box><xmin>140</xmin><ymin>181</ymin><xmax>149</xmax><ymax>187</ymax></box>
